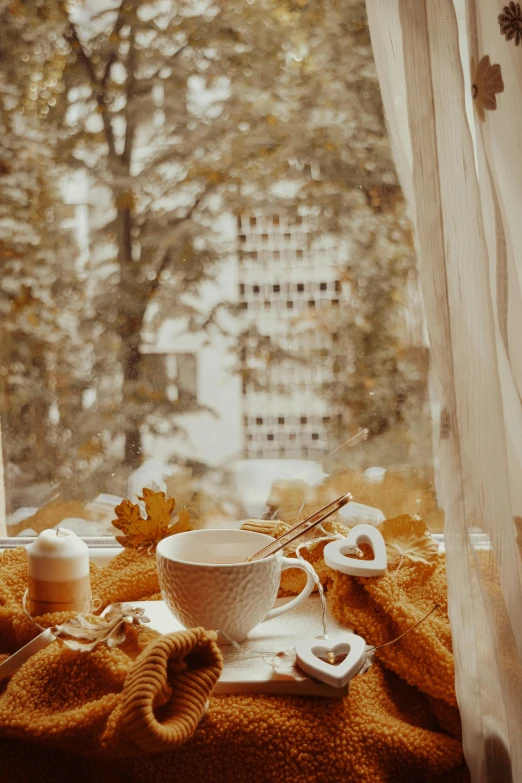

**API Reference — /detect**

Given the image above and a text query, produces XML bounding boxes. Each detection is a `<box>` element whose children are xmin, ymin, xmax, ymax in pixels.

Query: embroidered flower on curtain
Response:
<box><xmin>471</xmin><ymin>56</ymin><xmax>504</xmax><ymax>122</ymax></box>
<box><xmin>499</xmin><ymin>2</ymin><xmax>522</xmax><ymax>46</ymax></box>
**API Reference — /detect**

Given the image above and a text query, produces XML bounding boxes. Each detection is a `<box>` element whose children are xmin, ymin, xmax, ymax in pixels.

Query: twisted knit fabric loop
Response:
<box><xmin>121</xmin><ymin>628</ymin><xmax>221</xmax><ymax>753</ymax></box>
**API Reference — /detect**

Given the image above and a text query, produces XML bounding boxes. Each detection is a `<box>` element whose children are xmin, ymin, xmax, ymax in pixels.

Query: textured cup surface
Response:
<box><xmin>157</xmin><ymin>529</ymin><xmax>287</xmax><ymax>641</ymax></box>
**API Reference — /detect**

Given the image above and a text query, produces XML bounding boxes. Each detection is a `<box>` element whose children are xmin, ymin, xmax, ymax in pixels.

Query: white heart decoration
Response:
<box><xmin>324</xmin><ymin>523</ymin><xmax>387</xmax><ymax>577</ymax></box>
<box><xmin>295</xmin><ymin>633</ymin><xmax>367</xmax><ymax>688</ymax></box>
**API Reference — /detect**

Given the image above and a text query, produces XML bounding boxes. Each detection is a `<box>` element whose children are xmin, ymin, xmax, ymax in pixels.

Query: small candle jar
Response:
<box><xmin>26</xmin><ymin>528</ymin><xmax>90</xmax><ymax>616</ymax></box>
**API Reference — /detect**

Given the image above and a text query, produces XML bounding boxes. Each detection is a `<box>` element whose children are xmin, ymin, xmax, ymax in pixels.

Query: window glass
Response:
<box><xmin>0</xmin><ymin>0</ymin><xmax>441</xmax><ymax>538</ymax></box>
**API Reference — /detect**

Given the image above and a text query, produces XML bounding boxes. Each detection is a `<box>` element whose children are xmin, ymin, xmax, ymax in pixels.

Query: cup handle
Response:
<box><xmin>263</xmin><ymin>557</ymin><xmax>315</xmax><ymax>622</ymax></box>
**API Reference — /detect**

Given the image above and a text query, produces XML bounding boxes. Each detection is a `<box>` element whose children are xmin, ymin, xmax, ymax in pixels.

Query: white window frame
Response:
<box><xmin>0</xmin><ymin>535</ymin><xmax>466</xmax><ymax>568</ymax></box>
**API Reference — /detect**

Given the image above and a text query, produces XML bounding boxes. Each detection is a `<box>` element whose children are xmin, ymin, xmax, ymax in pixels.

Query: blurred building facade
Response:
<box><xmin>63</xmin><ymin>175</ymin><xmax>353</xmax><ymax>467</ymax></box>
<box><xmin>63</xmin><ymin>173</ymin><xmax>427</xmax><ymax>471</ymax></box>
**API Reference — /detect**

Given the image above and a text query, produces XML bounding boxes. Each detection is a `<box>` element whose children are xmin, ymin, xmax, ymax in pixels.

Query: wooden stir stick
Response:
<box><xmin>246</xmin><ymin>493</ymin><xmax>352</xmax><ymax>562</ymax></box>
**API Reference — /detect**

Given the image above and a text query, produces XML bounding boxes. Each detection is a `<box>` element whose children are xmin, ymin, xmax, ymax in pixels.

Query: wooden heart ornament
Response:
<box><xmin>324</xmin><ymin>523</ymin><xmax>387</xmax><ymax>577</ymax></box>
<box><xmin>295</xmin><ymin>633</ymin><xmax>366</xmax><ymax>688</ymax></box>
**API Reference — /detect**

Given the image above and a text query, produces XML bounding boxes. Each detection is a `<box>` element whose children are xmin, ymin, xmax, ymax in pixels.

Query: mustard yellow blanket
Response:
<box><xmin>0</xmin><ymin>542</ymin><xmax>469</xmax><ymax>783</ymax></box>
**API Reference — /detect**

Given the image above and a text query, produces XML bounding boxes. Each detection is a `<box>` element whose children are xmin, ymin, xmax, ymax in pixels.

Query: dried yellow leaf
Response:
<box><xmin>52</xmin><ymin>605</ymin><xmax>150</xmax><ymax>651</ymax></box>
<box><xmin>380</xmin><ymin>514</ymin><xmax>438</xmax><ymax>565</ymax></box>
<box><xmin>113</xmin><ymin>499</ymin><xmax>143</xmax><ymax>534</ymax></box>
<box><xmin>112</xmin><ymin>488</ymin><xmax>191</xmax><ymax>551</ymax></box>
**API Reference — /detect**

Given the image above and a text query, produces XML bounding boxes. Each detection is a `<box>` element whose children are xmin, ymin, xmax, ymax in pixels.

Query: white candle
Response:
<box><xmin>26</xmin><ymin>528</ymin><xmax>90</xmax><ymax>615</ymax></box>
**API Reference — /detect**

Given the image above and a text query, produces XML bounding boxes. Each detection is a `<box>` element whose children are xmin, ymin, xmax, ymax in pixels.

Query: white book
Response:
<box><xmin>131</xmin><ymin>596</ymin><xmax>348</xmax><ymax>698</ymax></box>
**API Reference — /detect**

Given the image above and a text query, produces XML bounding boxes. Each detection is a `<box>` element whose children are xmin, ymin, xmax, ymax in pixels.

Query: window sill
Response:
<box><xmin>0</xmin><ymin>533</ymin><xmax>494</xmax><ymax>569</ymax></box>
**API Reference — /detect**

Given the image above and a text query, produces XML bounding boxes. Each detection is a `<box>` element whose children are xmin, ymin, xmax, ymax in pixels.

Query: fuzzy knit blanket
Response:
<box><xmin>0</xmin><ymin>533</ymin><xmax>470</xmax><ymax>783</ymax></box>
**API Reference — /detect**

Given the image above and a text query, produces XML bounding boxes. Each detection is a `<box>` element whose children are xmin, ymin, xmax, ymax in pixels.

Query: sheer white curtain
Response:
<box><xmin>365</xmin><ymin>0</ymin><xmax>522</xmax><ymax>780</ymax></box>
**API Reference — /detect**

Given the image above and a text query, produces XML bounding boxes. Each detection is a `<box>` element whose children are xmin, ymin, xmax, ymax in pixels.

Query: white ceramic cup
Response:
<box><xmin>156</xmin><ymin>528</ymin><xmax>315</xmax><ymax>642</ymax></box>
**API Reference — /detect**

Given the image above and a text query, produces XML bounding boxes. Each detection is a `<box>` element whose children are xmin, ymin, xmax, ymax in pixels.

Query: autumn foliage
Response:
<box><xmin>112</xmin><ymin>489</ymin><xmax>191</xmax><ymax>551</ymax></box>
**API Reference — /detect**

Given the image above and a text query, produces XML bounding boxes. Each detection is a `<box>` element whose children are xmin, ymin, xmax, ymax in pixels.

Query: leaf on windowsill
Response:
<box><xmin>379</xmin><ymin>514</ymin><xmax>438</xmax><ymax>566</ymax></box>
<box><xmin>112</xmin><ymin>488</ymin><xmax>192</xmax><ymax>551</ymax></box>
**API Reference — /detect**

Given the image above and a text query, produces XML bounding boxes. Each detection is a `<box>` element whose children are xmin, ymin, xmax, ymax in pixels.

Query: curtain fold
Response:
<box><xmin>0</xmin><ymin>422</ymin><xmax>5</xmax><ymax>536</ymax></box>
<box><xmin>366</xmin><ymin>1</ymin><xmax>522</xmax><ymax>780</ymax></box>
